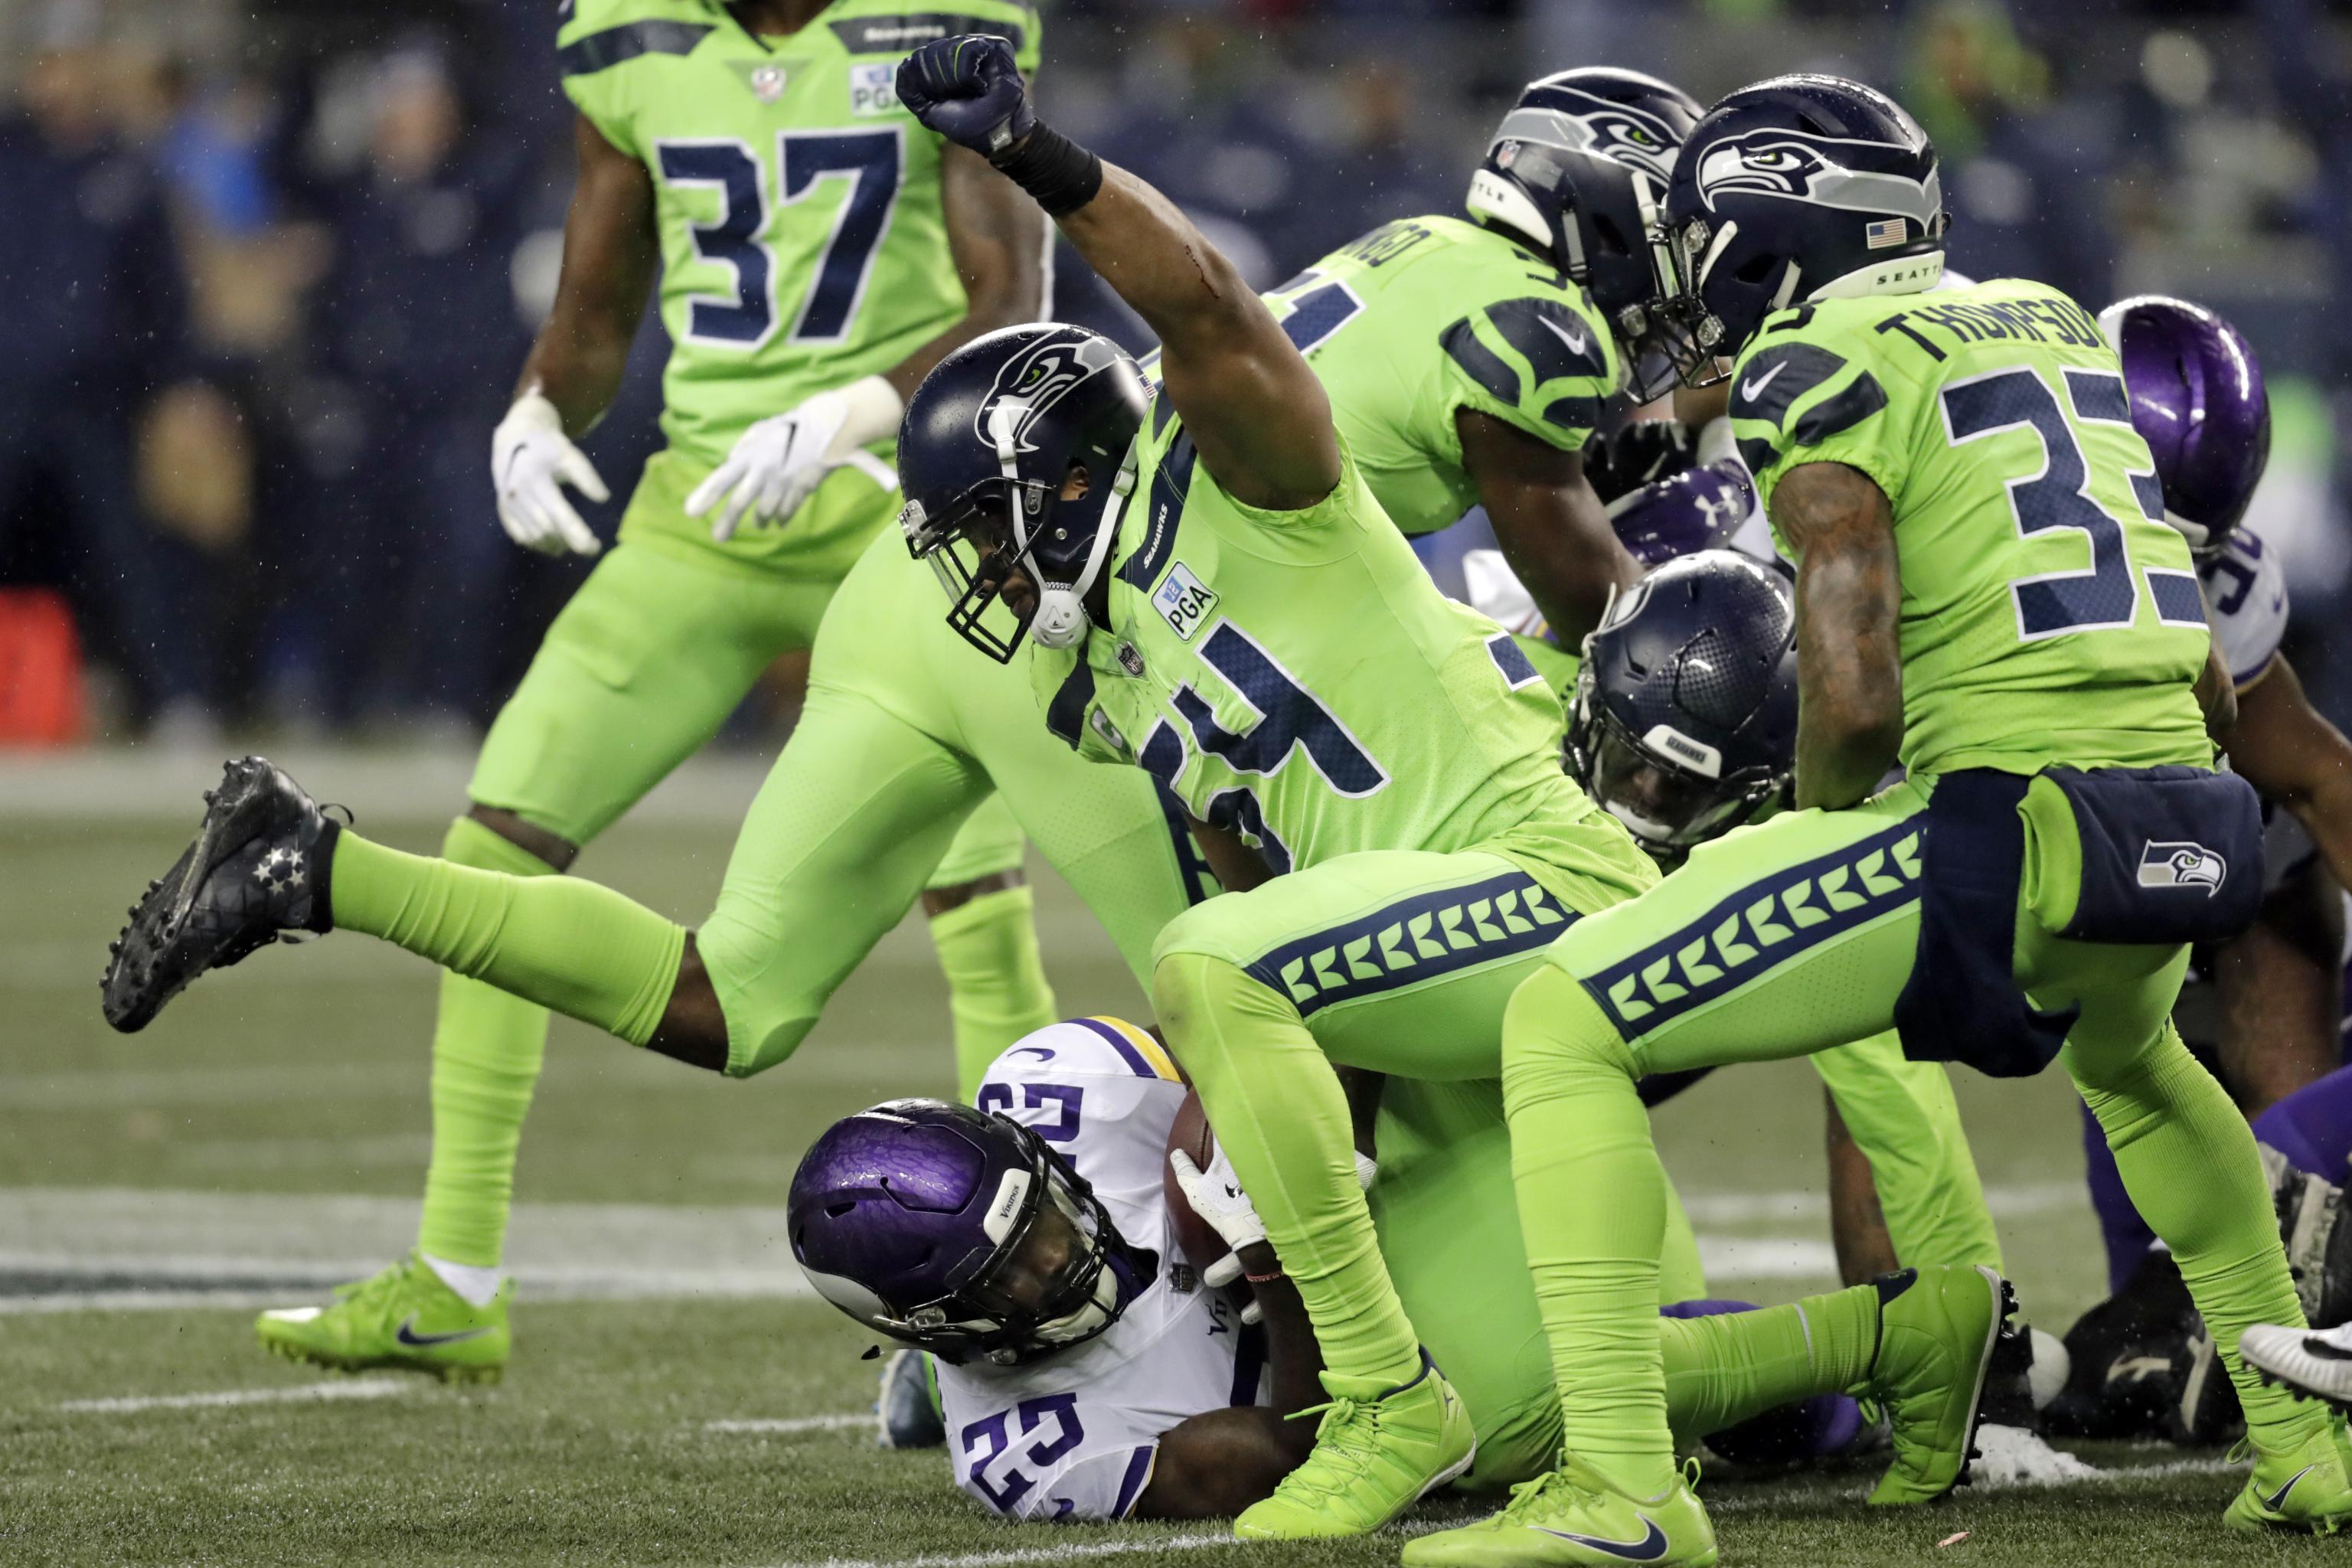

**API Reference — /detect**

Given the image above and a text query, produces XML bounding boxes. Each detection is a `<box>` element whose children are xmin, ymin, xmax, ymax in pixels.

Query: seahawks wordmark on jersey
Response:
<box><xmin>939</xmin><ymin>1018</ymin><xmax>1266</xmax><ymax>1521</ymax></box>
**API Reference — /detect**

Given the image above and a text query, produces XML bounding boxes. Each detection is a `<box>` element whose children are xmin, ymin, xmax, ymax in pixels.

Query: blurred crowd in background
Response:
<box><xmin>0</xmin><ymin>0</ymin><xmax>2347</xmax><ymax>746</ymax></box>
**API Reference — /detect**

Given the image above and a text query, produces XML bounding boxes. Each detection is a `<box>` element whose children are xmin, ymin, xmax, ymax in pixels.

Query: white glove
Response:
<box><xmin>687</xmin><ymin>374</ymin><xmax>904</xmax><ymax>542</ymax></box>
<box><xmin>1168</xmin><ymin>1145</ymin><xmax>1377</xmax><ymax>1328</ymax></box>
<box><xmin>492</xmin><ymin>392</ymin><xmax>607</xmax><ymax>557</ymax></box>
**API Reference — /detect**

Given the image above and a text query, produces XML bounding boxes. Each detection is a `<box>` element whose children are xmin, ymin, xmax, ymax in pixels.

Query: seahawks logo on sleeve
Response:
<box><xmin>1439</xmin><ymin>296</ymin><xmax>1616</xmax><ymax>452</ymax></box>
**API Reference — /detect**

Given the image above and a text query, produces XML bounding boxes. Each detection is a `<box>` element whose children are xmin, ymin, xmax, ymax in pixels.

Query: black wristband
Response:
<box><xmin>991</xmin><ymin>123</ymin><xmax>1102</xmax><ymax>217</ymax></box>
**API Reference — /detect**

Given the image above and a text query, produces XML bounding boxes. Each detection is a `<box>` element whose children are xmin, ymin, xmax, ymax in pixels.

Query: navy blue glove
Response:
<box><xmin>897</xmin><ymin>34</ymin><xmax>1035</xmax><ymax>158</ymax></box>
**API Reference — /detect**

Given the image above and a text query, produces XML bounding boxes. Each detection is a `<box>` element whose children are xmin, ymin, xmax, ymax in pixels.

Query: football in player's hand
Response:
<box><xmin>1162</xmin><ymin>1088</ymin><xmax>1229</xmax><ymax>1280</ymax></box>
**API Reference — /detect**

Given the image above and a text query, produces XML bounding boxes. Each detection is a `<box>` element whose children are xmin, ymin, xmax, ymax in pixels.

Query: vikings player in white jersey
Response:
<box><xmin>789</xmin><ymin>1017</ymin><xmax>2017</xmax><ymax>1523</ymax></box>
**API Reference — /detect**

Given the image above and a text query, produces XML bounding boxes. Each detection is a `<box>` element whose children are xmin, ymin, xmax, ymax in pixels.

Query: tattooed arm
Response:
<box><xmin>1772</xmin><ymin>461</ymin><xmax>1906</xmax><ymax>811</ymax></box>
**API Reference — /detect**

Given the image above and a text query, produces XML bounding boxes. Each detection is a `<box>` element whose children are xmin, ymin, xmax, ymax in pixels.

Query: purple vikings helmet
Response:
<box><xmin>2097</xmin><ymin>296</ymin><xmax>2271</xmax><ymax>560</ymax></box>
<box><xmin>789</xmin><ymin>1100</ymin><xmax>1148</xmax><ymax>1366</ymax></box>
<box><xmin>1606</xmin><ymin>459</ymin><xmax>1756</xmax><ymax>567</ymax></box>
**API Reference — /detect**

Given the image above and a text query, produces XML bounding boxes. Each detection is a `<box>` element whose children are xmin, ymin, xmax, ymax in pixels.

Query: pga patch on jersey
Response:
<box><xmin>1152</xmin><ymin>562</ymin><xmax>1219</xmax><ymax>642</ymax></box>
<box><xmin>2138</xmin><ymin>840</ymin><xmax>2226</xmax><ymax>896</ymax></box>
<box><xmin>848</xmin><ymin>62</ymin><xmax>899</xmax><ymax>117</ymax></box>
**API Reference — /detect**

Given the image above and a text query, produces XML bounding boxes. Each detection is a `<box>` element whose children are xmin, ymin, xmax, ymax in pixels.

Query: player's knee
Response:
<box><xmin>458</xmin><ymin>805</ymin><xmax>579</xmax><ymax>873</ymax></box>
<box><xmin>1501</xmin><ymin>966</ymin><xmax>1635</xmax><ymax>1100</ymax></box>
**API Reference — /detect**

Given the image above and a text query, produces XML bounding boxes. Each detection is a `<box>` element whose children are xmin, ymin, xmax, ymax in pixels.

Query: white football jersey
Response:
<box><xmin>938</xmin><ymin>1017</ymin><xmax>1266</xmax><ymax>1521</ymax></box>
<box><xmin>2200</xmin><ymin>524</ymin><xmax>2289</xmax><ymax>691</ymax></box>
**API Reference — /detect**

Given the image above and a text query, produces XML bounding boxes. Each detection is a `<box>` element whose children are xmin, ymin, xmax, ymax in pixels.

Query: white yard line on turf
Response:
<box><xmin>704</xmin><ymin>1413</ymin><xmax>871</xmax><ymax>1435</ymax></box>
<box><xmin>60</xmin><ymin>1380</ymin><xmax>413</xmax><ymax>1413</ymax></box>
<box><xmin>790</xmin><ymin>1534</ymin><xmax>1237</xmax><ymax>1568</ymax></box>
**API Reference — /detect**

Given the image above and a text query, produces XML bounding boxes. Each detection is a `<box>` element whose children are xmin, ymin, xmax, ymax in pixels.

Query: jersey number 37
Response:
<box><xmin>655</xmin><ymin>127</ymin><xmax>902</xmax><ymax>349</ymax></box>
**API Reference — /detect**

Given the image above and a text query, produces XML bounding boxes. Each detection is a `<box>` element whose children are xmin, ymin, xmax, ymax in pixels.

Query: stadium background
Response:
<box><xmin>2</xmin><ymin>0</ymin><xmax>2347</xmax><ymax>1563</ymax></box>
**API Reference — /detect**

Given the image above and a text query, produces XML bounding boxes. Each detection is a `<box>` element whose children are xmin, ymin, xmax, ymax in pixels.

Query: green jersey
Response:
<box><xmin>1029</xmin><ymin>410</ymin><xmax>1654</xmax><ymax>900</ymax></box>
<box><xmin>557</xmin><ymin>0</ymin><xmax>1040</xmax><ymax>564</ymax></box>
<box><xmin>1140</xmin><ymin>216</ymin><xmax>1620</xmax><ymax>537</ymax></box>
<box><xmin>1266</xmin><ymin>215</ymin><xmax>1620</xmax><ymax>536</ymax></box>
<box><xmin>1730</xmin><ymin>276</ymin><xmax>2212</xmax><ymax>779</ymax></box>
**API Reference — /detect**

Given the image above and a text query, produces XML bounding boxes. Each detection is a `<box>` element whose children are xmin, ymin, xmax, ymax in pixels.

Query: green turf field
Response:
<box><xmin>0</xmin><ymin>751</ymin><xmax>2305</xmax><ymax>1566</ymax></box>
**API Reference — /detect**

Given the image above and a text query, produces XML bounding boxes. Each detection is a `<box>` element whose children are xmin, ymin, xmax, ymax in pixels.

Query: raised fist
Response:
<box><xmin>895</xmin><ymin>34</ymin><xmax>1034</xmax><ymax>158</ymax></box>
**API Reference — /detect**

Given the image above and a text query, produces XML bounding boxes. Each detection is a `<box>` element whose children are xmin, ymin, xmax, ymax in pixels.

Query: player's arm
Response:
<box><xmin>691</xmin><ymin>145</ymin><xmax>1051</xmax><ymax>537</ymax></box>
<box><xmin>1774</xmin><ymin>461</ymin><xmax>1905</xmax><ymax>811</ymax></box>
<box><xmin>2220</xmin><ymin>654</ymin><xmax>2352</xmax><ymax>891</ymax></box>
<box><xmin>897</xmin><ymin>36</ymin><xmax>1336</xmax><ymax>511</ymax></box>
<box><xmin>492</xmin><ymin>113</ymin><xmax>658</xmax><ymax>555</ymax></box>
<box><xmin>518</xmin><ymin>114</ymin><xmax>658</xmax><ymax>430</ymax></box>
<box><xmin>1135</xmin><ymin>1241</ymin><xmax>1324</xmax><ymax>1519</ymax></box>
<box><xmin>886</xmin><ymin>146</ymin><xmax>1048</xmax><ymax>400</ymax></box>
<box><xmin>1459</xmin><ymin>410</ymin><xmax>1640</xmax><ymax>646</ymax></box>
<box><xmin>2197</xmin><ymin>638</ymin><xmax>2239</xmax><ymax>737</ymax></box>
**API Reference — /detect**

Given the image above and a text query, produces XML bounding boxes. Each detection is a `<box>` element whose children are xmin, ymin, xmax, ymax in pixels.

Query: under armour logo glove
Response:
<box><xmin>897</xmin><ymin>34</ymin><xmax>1035</xmax><ymax>158</ymax></box>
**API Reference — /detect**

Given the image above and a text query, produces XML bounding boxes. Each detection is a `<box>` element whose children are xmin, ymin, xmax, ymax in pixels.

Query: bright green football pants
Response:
<box><xmin>1148</xmin><ymin>835</ymin><xmax>1999</xmax><ymax>1393</ymax></box>
<box><xmin>413</xmin><ymin>485</ymin><xmax>1047</xmax><ymax>1268</ymax></box>
<box><xmin>1375</xmin><ymin>1080</ymin><xmax>1885</xmax><ymax>1489</ymax></box>
<box><xmin>1504</xmin><ymin>778</ymin><xmax>2323</xmax><ymax>1499</ymax></box>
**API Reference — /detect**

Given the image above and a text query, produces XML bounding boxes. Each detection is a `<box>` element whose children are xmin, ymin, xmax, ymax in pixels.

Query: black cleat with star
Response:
<box><xmin>101</xmin><ymin>756</ymin><xmax>340</xmax><ymax>1034</ymax></box>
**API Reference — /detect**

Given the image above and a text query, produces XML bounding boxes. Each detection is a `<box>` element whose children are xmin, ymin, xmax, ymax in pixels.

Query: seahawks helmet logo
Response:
<box><xmin>975</xmin><ymin>332</ymin><xmax>1128</xmax><ymax>456</ymax></box>
<box><xmin>1491</xmin><ymin>89</ymin><xmax>1681</xmax><ymax>184</ymax></box>
<box><xmin>1693</xmin><ymin>131</ymin><xmax>1942</xmax><ymax>228</ymax></box>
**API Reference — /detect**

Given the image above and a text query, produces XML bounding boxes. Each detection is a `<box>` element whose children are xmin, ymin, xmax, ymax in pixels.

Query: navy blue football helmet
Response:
<box><xmin>1567</xmin><ymin>550</ymin><xmax>1797</xmax><ymax>860</ymax></box>
<box><xmin>1652</xmin><ymin>75</ymin><xmax>1947</xmax><ymax>382</ymax></box>
<box><xmin>789</xmin><ymin>1099</ymin><xmax>1151</xmax><ymax>1366</ymax></box>
<box><xmin>1468</xmin><ymin>67</ymin><xmax>1704</xmax><ymax>402</ymax></box>
<box><xmin>2098</xmin><ymin>296</ymin><xmax>2271</xmax><ymax>560</ymax></box>
<box><xmin>899</xmin><ymin>325</ymin><xmax>1152</xmax><ymax>662</ymax></box>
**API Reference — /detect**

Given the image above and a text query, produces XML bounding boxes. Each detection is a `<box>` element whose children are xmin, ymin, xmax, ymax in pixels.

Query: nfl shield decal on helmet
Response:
<box><xmin>2138</xmin><ymin>840</ymin><xmax>2226</xmax><ymax>895</ymax></box>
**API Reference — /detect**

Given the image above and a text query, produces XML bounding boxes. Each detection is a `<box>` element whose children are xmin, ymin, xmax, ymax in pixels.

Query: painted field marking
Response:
<box><xmin>704</xmin><ymin>1413</ymin><xmax>871</xmax><ymax>1435</ymax></box>
<box><xmin>788</xmin><ymin>1534</ymin><xmax>1236</xmax><ymax>1568</ymax></box>
<box><xmin>60</xmin><ymin>1380</ymin><xmax>413</xmax><ymax>1414</ymax></box>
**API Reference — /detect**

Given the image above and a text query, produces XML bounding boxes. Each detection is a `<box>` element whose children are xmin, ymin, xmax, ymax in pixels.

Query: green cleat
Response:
<box><xmin>1401</xmin><ymin>1452</ymin><xmax>1717</xmax><ymax>1568</ymax></box>
<box><xmin>256</xmin><ymin>1253</ymin><xmax>510</xmax><ymax>1384</ymax></box>
<box><xmin>1859</xmin><ymin>1263</ymin><xmax>2009</xmax><ymax>1505</ymax></box>
<box><xmin>1233</xmin><ymin>1351</ymin><xmax>1475</xmax><ymax>1540</ymax></box>
<box><xmin>2223</xmin><ymin>1416</ymin><xmax>2352</xmax><ymax>1534</ymax></box>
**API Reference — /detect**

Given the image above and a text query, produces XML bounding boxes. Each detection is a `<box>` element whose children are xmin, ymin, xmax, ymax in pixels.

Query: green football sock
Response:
<box><xmin>331</xmin><ymin>830</ymin><xmax>684</xmax><ymax>1049</ymax></box>
<box><xmin>926</xmin><ymin>884</ymin><xmax>1059</xmax><ymax>1102</ymax></box>
<box><xmin>2079</xmin><ymin>1022</ymin><xmax>2330</xmax><ymax>1451</ymax></box>
<box><xmin>1504</xmin><ymin>965</ymin><xmax>1678</xmax><ymax>1499</ymax></box>
<box><xmin>1154</xmin><ymin>950</ymin><xmax>1423</xmax><ymax>1387</ymax></box>
<box><xmin>1660</xmin><ymin>1286</ymin><xmax>1880</xmax><ymax>1448</ymax></box>
<box><xmin>414</xmin><ymin>816</ymin><xmax>560</xmax><ymax>1270</ymax></box>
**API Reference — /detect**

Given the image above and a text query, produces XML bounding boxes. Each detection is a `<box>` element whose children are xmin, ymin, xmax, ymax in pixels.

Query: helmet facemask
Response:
<box><xmin>1567</xmin><ymin>665</ymin><xmax>1786</xmax><ymax>867</ymax></box>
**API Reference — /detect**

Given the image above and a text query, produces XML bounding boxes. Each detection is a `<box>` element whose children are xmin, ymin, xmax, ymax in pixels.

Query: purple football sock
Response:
<box><xmin>2080</xmin><ymin>1097</ymin><xmax>2157</xmax><ymax>1296</ymax></box>
<box><xmin>2253</xmin><ymin>1063</ymin><xmax>2352</xmax><ymax>1182</ymax></box>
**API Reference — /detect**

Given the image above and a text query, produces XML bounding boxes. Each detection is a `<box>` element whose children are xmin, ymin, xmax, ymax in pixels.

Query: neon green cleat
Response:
<box><xmin>1401</xmin><ymin>1453</ymin><xmax>1717</xmax><ymax>1568</ymax></box>
<box><xmin>256</xmin><ymin>1253</ymin><xmax>510</xmax><ymax>1384</ymax></box>
<box><xmin>1859</xmin><ymin>1263</ymin><xmax>2009</xmax><ymax>1505</ymax></box>
<box><xmin>1233</xmin><ymin>1351</ymin><xmax>1475</xmax><ymax>1540</ymax></box>
<box><xmin>2223</xmin><ymin>1416</ymin><xmax>2352</xmax><ymax>1534</ymax></box>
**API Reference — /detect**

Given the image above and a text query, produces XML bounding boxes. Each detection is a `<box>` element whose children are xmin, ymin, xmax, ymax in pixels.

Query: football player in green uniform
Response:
<box><xmin>241</xmin><ymin>0</ymin><xmax>1060</xmax><ymax>1380</ymax></box>
<box><xmin>880</xmin><ymin>41</ymin><xmax>2017</xmax><ymax>1540</ymax></box>
<box><xmin>1407</xmin><ymin>78</ymin><xmax>2352</xmax><ymax>1567</ymax></box>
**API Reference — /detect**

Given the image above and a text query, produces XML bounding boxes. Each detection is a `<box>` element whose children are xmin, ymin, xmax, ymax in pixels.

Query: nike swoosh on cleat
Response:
<box><xmin>2301</xmin><ymin>1336</ymin><xmax>2352</xmax><ymax>1363</ymax></box>
<box><xmin>1540</xmin><ymin>315</ymin><xmax>1590</xmax><ymax>358</ymax></box>
<box><xmin>396</xmin><ymin>1316</ymin><xmax>492</xmax><ymax>1349</ymax></box>
<box><xmin>2261</xmin><ymin>1462</ymin><xmax>2320</xmax><ymax>1514</ymax></box>
<box><xmin>1739</xmin><ymin>361</ymin><xmax>1788</xmax><ymax>403</ymax></box>
<box><xmin>1530</xmin><ymin>1519</ymin><xmax>1668</xmax><ymax>1561</ymax></box>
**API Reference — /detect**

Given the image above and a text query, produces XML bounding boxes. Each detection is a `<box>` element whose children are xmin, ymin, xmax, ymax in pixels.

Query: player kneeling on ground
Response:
<box><xmin>790</xmin><ymin>1018</ymin><xmax>2014</xmax><ymax>1521</ymax></box>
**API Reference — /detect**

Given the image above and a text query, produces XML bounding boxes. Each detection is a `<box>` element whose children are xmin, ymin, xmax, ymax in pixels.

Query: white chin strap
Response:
<box><xmin>1027</xmin><ymin>453</ymin><xmax>1137</xmax><ymax>651</ymax></box>
<box><xmin>1602</xmin><ymin>798</ymin><xmax>1679</xmax><ymax>845</ymax></box>
<box><xmin>1031</xmin><ymin>1263</ymin><xmax>1122</xmax><ymax>1347</ymax></box>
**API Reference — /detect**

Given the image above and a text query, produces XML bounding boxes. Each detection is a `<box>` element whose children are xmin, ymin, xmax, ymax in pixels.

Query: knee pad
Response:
<box><xmin>1502</xmin><ymin>968</ymin><xmax>1636</xmax><ymax>1103</ymax></box>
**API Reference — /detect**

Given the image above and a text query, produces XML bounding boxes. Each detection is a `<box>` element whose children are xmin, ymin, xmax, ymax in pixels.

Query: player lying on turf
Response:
<box><xmin>248</xmin><ymin>0</ymin><xmax>1063</xmax><ymax>1375</ymax></box>
<box><xmin>788</xmin><ymin>1018</ymin><xmax>2010</xmax><ymax>1521</ymax></box>
<box><xmin>1403</xmin><ymin>77</ymin><xmax>2351</xmax><ymax>1566</ymax></box>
